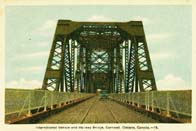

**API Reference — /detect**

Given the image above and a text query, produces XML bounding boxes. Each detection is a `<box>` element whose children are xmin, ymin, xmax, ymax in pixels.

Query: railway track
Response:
<box><xmin>104</xmin><ymin>100</ymin><xmax>120</xmax><ymax>123</ymax></box>
<box><xmin>38</xmin><ymin>96</ymin><xmax>159</xmax><ymax>123</ymax></box>
<box><xmin>80</xmin><ymin>98</ymin><xmax>120</xmax><ymax>123</ymax></box>
<box><xmin>80</xmin><ymin>98</ymin><xmax>98</xmax><ymax>123</ymax></box>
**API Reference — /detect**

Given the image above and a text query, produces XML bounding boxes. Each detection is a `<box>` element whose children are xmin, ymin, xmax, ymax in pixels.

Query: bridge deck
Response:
<box><xmin>38</xmin><ymin>96</ymin><xmax>159</xmax><ymax>123</ymax></box>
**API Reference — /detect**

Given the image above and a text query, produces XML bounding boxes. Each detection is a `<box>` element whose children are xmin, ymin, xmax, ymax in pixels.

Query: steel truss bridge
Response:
<box><xmin>42</xmin><ymin>20</ymin><xmax>157</xmax><ymax>93</ymax></box>
<box><xmin>5</xmin><ymin>20</ymin><xmax>191</xmax><ymax>124</ymax></box>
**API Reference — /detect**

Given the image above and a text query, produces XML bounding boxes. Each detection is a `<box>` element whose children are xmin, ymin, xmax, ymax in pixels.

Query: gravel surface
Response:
<box><xmin>38</xmin><ymin>96</ymin><xmax>159</xmax><ymax>123</ymax></box>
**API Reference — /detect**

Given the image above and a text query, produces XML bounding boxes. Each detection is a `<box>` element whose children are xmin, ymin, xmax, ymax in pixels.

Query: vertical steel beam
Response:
<box><xmin>124</xmin><ymin>40</ymin><xmax>129</xmax><ymax>93</ymax></box>
<box><xmin>79</xmin><ymin>47</ymin><xmax>85</xmax><ymax>92</ymax></box>
<box><xmin>42</xmin><ymin>35</ymin><xmax>66</xmax><ymax>91</ymax></box>
<box><xmin>108</xmin><ymin>49</ymin><xmax>114</xmax><ymax>93</ymax></box>
<box><xmin>120</xmin><ymin>44</ymin><xmax>123</xmax><ymax>93</ymax></box>
<box><xmin>64</xmin><ymin>42</ymin><xmax>73</xmax><ymax>92</ymax></box>
<box><xmin>136</xmin><ymin>36</ymin><xmax>157</xmax><ymax>91</ymax></box>
<box><xmin>116</xmin><ymin>45</ymin><xmax>121</xmax><ymax>93</ymax></box>
<box><xmin>71</xmin><ymin>40</ymin><xmax>75</xmax><ymax>91</ymax></box>
<box><xmin>42</xmin><ymin>20</ymin><xmax>157</xmax><ymax>93</ymax></box>
<box><xmin>75</xmin><ymin>44</ymin><xmax>81</xmax><ymax>92</ymax></box>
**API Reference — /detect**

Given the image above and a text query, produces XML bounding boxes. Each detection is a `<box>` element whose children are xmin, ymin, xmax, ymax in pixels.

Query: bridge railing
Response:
<box><xmin>109</xmin><ymin>90</ymin><xmax>191</xmax><ymax>121</ymax></box>
<box><xmin>5</xmin><ymin>88</ymin><xmax>94</xmax><ymax>122</ymax></box>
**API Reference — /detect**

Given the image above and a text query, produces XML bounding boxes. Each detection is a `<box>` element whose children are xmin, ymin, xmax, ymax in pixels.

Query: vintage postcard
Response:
<box><xmin>0</xmin><ymin>0</ymin><xmax>195</xmax><ymax>131</ymax></box>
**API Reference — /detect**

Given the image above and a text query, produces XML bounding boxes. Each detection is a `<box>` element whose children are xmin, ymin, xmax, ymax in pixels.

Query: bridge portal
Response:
<box><xmin>42</xmin><ymin>20</ymin><xmax>157</xmax><ymax>93</ymax></box>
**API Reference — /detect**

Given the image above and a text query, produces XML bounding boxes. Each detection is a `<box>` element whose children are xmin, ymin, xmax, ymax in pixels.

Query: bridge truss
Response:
<box><xmin>42</xmin><ymin>20</ymin><xmax>157</xmax><ymax>93</ymax></box>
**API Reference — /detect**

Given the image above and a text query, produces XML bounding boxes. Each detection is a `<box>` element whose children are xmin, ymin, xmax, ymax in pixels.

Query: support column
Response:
<box><xmin>70</xmin><ymin>40</ymin><xmax>75</xmax><ymax>91</ymax></box>
<box><xmin>116</xmin><ymin>45</ymin><xmax>121</xmax><ymax>93</ymax></box>
<box><xmin>124</xmin><ymin>40</ymin><xmax>129</xmax><ymax>93</ymax></box>
<box><xmin>42</xmin><ymin>35</ymin><xmax>66</xmax><ymax>91</ymax></box>
<box><xmin>134</xmin><ymin>36</ymin><xmax>157</xmax><ymax>91</ymax></box>
<box><xmin>64</xmin><ymin>41</ymin><xmax>73</xmax><ymax>92</ymax></box>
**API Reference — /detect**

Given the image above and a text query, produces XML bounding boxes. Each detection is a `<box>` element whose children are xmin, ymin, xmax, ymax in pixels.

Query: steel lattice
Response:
<box><xmin>42</xmin><ymin>20</ymin><xmax>157</xmax><ymax>93</ymax></box>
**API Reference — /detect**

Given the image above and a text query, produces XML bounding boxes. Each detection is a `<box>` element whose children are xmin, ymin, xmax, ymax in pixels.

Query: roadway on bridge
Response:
<box><xmin>38</xmin><ymin>96</ymin><xmax>159</xmax><ymax>123</ymax></box>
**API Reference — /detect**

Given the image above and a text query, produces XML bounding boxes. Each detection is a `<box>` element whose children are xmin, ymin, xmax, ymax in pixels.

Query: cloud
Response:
<box><xmin>157</xmin><ymin>74</ymin><xmax>191</xmax><ymax>90</ymax></box>
<box><xmin>147</xmin><ymin>33</ymin><xmax>172</xmax><ymax>42</ymax></box>
<box><xmin>26</xmin><ymin>51</ymin><xmax>49</xmax><ymax>58</ymax></box>
<box><xmin>34</xmin><ymin>20</ymin><xmax>57</xmax><ymax>37</ymax></box>
<box><xmin>150</xmin><ymin>52</ymin><xmax>174</xmax><ymax>61</ymax></box>
<box><xmin>11</xmin><ymin>41</ymin><xmax>51</xmax><ymax>61</ymax></box>
<box><xmin>36</xmin><ymin>41</ymin><xmax>50</xmax><ymax>47</ymax></box>
<box><xmin>41</xmin><ymin>20</ymin><xmax>56</xmax><ymax>31</ymax></box>
<box><xmin>6</xmin><ymin>78</ymin><xmax>42</xmax><ymax>89</ymax></box>
<box><xmin>87</xmin><ymin>15</ymin><xmax>152</xmax><ymax>23</ymax></box>
<box><xmin>12</xmin><ymin>51</ymin><xmax>49</xmax><ymax>61</ymax></box>
<box><xmin>130</xmin><ymin>16</ymin><xmax>151</xmax><ymax>25</ymax></box>
<box><xmin>16</xmin><ymin>66</ymin><xmax>45</xmax><ymax>73</ymax></box>
<box><xmin>87</xmin><ymin>15</ymin><xmax>113</xmax><ymax>22</ymax></box>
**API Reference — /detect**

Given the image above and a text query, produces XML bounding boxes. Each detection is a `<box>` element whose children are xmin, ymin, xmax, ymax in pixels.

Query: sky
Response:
<box><xmin>5</xmin><ymin>5</ymin><xmax>192</xmax><ymax>90</ymax></box>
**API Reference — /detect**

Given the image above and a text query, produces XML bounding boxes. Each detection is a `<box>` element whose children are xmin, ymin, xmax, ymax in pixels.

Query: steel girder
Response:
<box><xmin>70</xmin><ymin>40</ymin><xmax>75</xmax><ymax>91</ymax></box>
<box><xmin>42</xmin><ymin>35</ymin><xmax>74</xmax><ymax>92</ymax></box>
<box><xmin>64</xmin><ymin>42</ymin><xmax>73</xmax><ymax>92</ymax></box>
<box><xmin>125</xmin><ymin>36</ymin><xmax>157</xmax><ymax>92</ymax></box>
<box><xmin>124</xmin><ymin>40</ymin><xmax>129</xmax><ymax>92</ymax></box>
<box><xmin>42</xmin><ymin>20</ymin><xmax>157</xmax><ymax>93</ymax></box>
<box><xmin>89</xmin><ymin>50</ymin><xmax>109</xmax><ymax>73</ymax></box>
